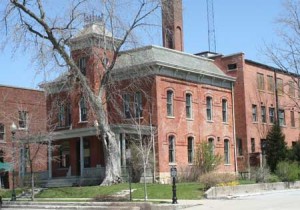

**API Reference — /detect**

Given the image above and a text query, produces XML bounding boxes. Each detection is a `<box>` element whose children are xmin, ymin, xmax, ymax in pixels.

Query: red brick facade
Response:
<box><xmin>213</xmin><ymin>53</ymin><xmax>300</xmax><ymax>171</ymax></box>
<box><xmin>0</xmin><ymin>85</ymin><xmax>47</xmax><ymax>188</ymax></box>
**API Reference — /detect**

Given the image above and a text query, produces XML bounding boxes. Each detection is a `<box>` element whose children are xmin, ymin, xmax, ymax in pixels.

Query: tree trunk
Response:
<box><xmin>100</xmin><ymin>129</ymin><xmax>121</xmax><ymax>186</ymax></box>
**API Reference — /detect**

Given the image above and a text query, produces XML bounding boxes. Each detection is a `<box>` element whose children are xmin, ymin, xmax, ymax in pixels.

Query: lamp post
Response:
<box><xmin>170</xmin><ymin>166</ymin><xmax>177</xmax><ymax>204</ymax></box>
<box><xmin>10</xmin><ymin>122</ymin><xmax>17</xmax><ymax>201</ymax></box>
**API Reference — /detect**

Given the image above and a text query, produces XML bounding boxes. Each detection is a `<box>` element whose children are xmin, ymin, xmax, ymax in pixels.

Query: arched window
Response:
<box><xmin>186</xmin><ymin>93</ymin><xmax>192</xmax><ymax>119</ymax></box>
<box><xmin>123</xmin><ymin>93</ymin><xmax>131</xmax><ymax>119</ymax></box>
<box><xmin>169</xmin><ymin>135</ymin><xmax>175</xmax><ymax>163</ymax></box>
<box><xmin>222</xmin><ymin>99</ymin><xmax>228</xmax><ymax>123</ymax></box>
<box><xmin>208</xmin><ymin>138</ymin><xmax>215</xmax><ymax>155</ymax></box>
<box><xmin>167</xmin><ymin>90</ymin><xmax>174</xmax><ymax>117</ymax></box>
<box><xmin>224</xmin><ymin>139</ymin><xmax>230</xmax><ymax>164</ymax></box>
<box><xmin>187</xmin><ymin>136</ymin><xmax>194</xmax><ymax>164</ymax></box>
<box><xmin>134</xmin><ymin>91</ymin><xmax>143</xmax><ymax>118</ymax></box>
<box><xmin>78</xmin><ymin>57</ymin><xmax>86</xmax><ymax>75</ymax></box>
<box><xmin>206</xmin><ymin>97</ymin><xmax>213</xmax><ymax>121</ymax></box>
<box><xmin>79</xmin><ymin>97</ymin><xmax>88</xmax><ymax>122</ymax></box>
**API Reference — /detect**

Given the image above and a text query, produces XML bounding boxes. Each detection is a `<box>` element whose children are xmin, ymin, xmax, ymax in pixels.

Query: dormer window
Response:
<box><xmin>78</xmin><ymin>57</ymin><xmax>87</xmax><ymax>75</ymax></box>
<box><xmin>227</xmin><ymin>63</ymin><xmax>237</xmax><ymax>71</ymax></box>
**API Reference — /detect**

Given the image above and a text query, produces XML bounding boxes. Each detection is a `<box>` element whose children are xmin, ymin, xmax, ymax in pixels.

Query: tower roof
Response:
<box><xmin>72</xmin><ymin>20</ymin><xmax>113</xmax><ymax>40</ymax></box>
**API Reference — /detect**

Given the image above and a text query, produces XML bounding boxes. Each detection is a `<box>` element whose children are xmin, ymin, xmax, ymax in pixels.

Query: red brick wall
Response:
<box><xmin>154</xmin><ymin>75</ymin><xmax>235</xmax><ymax>178</ymax></box>
<box><xmin>0</xmin><ymin>86</ymin><xmax>47</xmax><ymax>188</ymax></box>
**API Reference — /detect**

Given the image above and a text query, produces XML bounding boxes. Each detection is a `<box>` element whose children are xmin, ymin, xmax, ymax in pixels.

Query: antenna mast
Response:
<box><xmin>206</xmin><ymin>0</ymin><xmax>216</xmax><ymax>52</ymax></box>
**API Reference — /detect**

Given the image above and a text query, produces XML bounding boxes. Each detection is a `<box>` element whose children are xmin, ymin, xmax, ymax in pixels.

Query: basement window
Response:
<box><xmin>227</xmin><ymin>63</ymin><xmax>237</xmax><ymax>71</ymax></box>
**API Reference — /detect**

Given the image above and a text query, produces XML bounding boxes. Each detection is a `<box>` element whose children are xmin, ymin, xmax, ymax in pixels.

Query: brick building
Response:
<box><xmin>39</xmin><ymin>0</ymin><xmax>237</xmax><ymax>186</ymax></box>
<box><xmin>0</xmin><ymin>85</ymin><xmax>47</xmax><ymax>189</ymax></box>
<box><xmin>200</xmin><ymin>52</ymin><xmax>300</xmax><ymax>172</ymax></box>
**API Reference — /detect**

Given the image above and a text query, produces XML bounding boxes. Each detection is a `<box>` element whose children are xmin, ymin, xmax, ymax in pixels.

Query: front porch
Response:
<box><xmin>22</xmin><ymin>124</ymin><xmax>155</xmax><ymax>187</ymax></box>
<box><xmin>25</xmin><ymin>167</ymin><xmax>106</xmax><ymax>188</ymax></box>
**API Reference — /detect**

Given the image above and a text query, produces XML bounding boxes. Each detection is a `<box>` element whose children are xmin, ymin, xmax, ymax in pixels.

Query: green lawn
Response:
<box><xmin>0</xmin><ymin>180</ymin><xmax>251</xmax><ymax>200</ymax></box>
<box><xmin>34</xmin><ymin>182</ymin><xmax>204</xmax><ymax>200</ymax></box>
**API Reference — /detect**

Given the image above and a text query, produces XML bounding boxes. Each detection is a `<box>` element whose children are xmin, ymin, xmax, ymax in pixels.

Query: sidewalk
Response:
<box><xmin>1</xmin><ymin>199</ymin><xmax>203</xmax><ymax>210</ymax></box>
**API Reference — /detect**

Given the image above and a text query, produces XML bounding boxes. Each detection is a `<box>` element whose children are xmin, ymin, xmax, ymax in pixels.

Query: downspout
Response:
<box><xmin>274</xmin><ymin>69</ymin><xmax>280</xmax><ymax>124</ymax></box>
<box><xmin>231</xmin><ymin>82</ymin><xmax>238</xmax><ymax>174</ymax></box>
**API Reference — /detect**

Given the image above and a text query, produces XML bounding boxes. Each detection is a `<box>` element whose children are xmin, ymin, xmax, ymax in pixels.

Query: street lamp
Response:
<box><xmin>10</xmin><ymin>122</ymin><xmax>17</xmax><ymax>201</ymax></box>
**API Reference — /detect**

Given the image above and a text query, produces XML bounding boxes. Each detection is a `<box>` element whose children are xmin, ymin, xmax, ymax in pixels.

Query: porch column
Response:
<box><xmin>121</xmin><ymin>133</ymin><xmax>126</xmax><ymax>167</ymax></box>
<box><xmin>80</xmin><ymin>137</ymin><xmax>84</xmax><ymax>177</ymax></box>
<box><xmin>48</xmin><ymin>140</ymin><xmax>52</xmax><ymax>179</ymax></box>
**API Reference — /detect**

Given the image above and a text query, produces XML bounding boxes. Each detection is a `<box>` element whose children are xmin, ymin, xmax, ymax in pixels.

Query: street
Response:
<box><xmin>185</xmin><ymin>189</ymin><xmax>300</xmax><ymax>210</ymax></box>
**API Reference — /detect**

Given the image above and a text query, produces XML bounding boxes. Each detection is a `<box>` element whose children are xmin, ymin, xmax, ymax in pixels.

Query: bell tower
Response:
<box><xmin>162</xmin><ymin>0</ymin><xmax>184</xmax><ymax>51</ymax></box>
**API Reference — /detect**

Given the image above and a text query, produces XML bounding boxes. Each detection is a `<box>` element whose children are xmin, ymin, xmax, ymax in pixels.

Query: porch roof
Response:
<box><xmin>45</xmin><ymin>124</ymin><xmax>154</xmax><ymax>141</ymax></box>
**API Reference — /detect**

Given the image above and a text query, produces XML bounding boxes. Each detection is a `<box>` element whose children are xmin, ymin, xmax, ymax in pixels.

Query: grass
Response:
<box><xmin>0</xmin><ymin>188</ymin><xmax>24</xmax><ymax>198</ymax></box>
<box><xmin>132</xmin><ymin>182</ymin><xmax>204</xmax><ymax>200</ymax></box>
<box><xmin>34</xmin><ymin>182</ymin><xmax>204</xmax><ymax>200</ymax></box>
<box><xmin>0</xmin><ymin>180</ymin><xmax>252</xmax><ymax>200</ymax></box>
<box><xmin>238</xmin><ymin>179</ymin><xmax>256</xmax><ymax>185</ymax></box>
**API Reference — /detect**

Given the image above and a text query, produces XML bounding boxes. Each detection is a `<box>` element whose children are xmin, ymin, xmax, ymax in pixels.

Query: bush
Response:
<box><xmin>267</xmin><ymin>174</ymin><xmax>281</xmax><ymax>183</ymax></box>
<box><xmin>250</xmin><ymin>167</ymin><xmax>271</xmax><ymax>183</ymax></box>
<box><xmin>199</xmin><ymin>172</ymin><xmax>236</xmax><ymax>189</ymax></box>
<box><xmin>177</xmin><ymin>166</ymin><xmax>201</xmax><ymax>182</ymax></box>
<box><xmin>275</xmin><ymin>161</ymin><xmax>300</xmax><ymax>182</ymax></box>
<box><xmin>194</xmin><ymin>142</ymin><xmax>222</xmax><ymax>175</ymax></box>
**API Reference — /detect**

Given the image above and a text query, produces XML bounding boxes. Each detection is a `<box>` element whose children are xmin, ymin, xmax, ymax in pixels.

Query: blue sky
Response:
<box><xmin>0</xmin><ymin>0</ymin><xmax>283</xmax><ymax>89</ymax></box>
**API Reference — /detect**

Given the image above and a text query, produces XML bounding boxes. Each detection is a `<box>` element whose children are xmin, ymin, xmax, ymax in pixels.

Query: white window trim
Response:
<box><xmin>79</xmin><ymin>98</ymin><xmax>88</xmax><ymax>123</ymax></box>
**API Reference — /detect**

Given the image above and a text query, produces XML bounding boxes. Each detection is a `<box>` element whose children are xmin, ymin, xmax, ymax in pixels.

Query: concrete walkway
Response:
<box><xmin>1</xmin><ymin>200</ymin><xmax>202</xmax><ymax>210</ymax></box>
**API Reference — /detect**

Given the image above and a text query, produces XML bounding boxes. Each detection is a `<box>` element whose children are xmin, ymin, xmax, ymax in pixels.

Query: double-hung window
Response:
<box><xmin>78</xmin><ymin>57</ymin><xmax>86</xmax><ymax>75</ymax></box>
<box><xmin>186</xmin><ymin>93</ymin><xmax>192</xmax><ymax>119</ymax></box>
<box><xmin>167</xmin><ymin>90</ymin><xmax>174</xmax><ymax>117</ymax></box>
<box><xmin>222</xmin><ymin>99</ymin><xmax>227</xmax><ymax>123</ymax></box>
<box><xmin>206</xmin><ymin>97</ymin><xmax>213</xmax><ymax>121</ymax></box>
<box><xmin>269</xmin><ymin>107</ymin><xmax>275</xmax><ymax>124</ymax></box>
<box><xmin>123</xmin><ymin>94</ymin><xmax>131</xmax><ymax>118</ymax></box>
<box><xmin>187</xmin><ymin>137</ymin><xmax>194</xmax><ymax>164</ymax></box>
<box><xmin>169</xmin><ymin>135</ymin><xmax>175</xmax><ymax>163</ymax></box>
<box><xmin>224</xmin><ymin>139</ymin><xmax>230</xmax><ymax>164</ymax></box>
<box><xmin>134</xmin><ymin>92</ymin><xmax>143</xmax><ymax>118</ymax></box>
<box><xmin>252</xmin><ymin>105</ymin><xmax>257</xmax><ymax>122</ymax></box>
<box><xmin>279</xmin><ymin>109</ymin><xmax>285</xmax><ymax>126</ymax></box>
<box><xmin>79</xmin><ymin>97</ymin><xmax>88</xmax><ymax>122</ymax></box>
<box><xmin>19</xmin><ymin>111</ymin><xmax>28</xmax><ymax>129</ymax></box>
<box><xmin>0</xmin><ymin>124</ymin><xmax>4</xmax><ymax>141</ymax></box>
<box><xmin>261</xmin><ymin>106</ymin><xmax>266</xmax><ymax>123</ymax></box>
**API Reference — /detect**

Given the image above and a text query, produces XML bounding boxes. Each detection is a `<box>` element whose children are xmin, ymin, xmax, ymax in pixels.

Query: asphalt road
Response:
<box><xmin>185</xmin><ymin>189</ymin><xmax>300</xmax><ymax>210</ymax></box>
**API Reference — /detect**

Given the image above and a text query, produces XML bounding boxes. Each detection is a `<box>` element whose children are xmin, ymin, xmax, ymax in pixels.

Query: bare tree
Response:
<box><xmin>0</xmin><ymin>0</ymin><xmax>161</xmax><ymax>185</ymax></box>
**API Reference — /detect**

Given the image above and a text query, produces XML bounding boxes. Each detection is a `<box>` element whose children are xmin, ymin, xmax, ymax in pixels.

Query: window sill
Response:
<box><xmin>167</xmin><ymin>116</ymin><xmax>175</xmax><ymax>119</ymax></box>
<box><xmin>0</xmin><ymin>140</ymin><xmax>6</xmax><ymax>144</ymax></box>
<box><xmin>169</xmin><ymin>163</ymin><xmax>177</xmax><ymax>166</ymax></box>
<box><xmin>252</xmin><ymin>121</ymin><xmax>258</xmax><ymax>124</ymax></box>
<box><xmin>224</xmin><ymin>164</ymin><xmax>231</xmax><ymax>166</ymax></box>
<box><xmin>206</xmin><ymin>120</ymin><xmax>214</xmax><ymax>123</ymax></box>
<box><xmin>186</xmin><ymin>118</ymin><xmax>194</xmax><ymax>121</ymax></box>
<box><xmin>123</xmin><ymin>117</ymin><xmax>144</xmax><ymax>120</ymax></box>
<box><xmin>222</xmin><ymin>122</ymin><xmax>229</xmax><ymax>125</ymax></box>
<box><xmin>78</xmin><ymin>121</ymin><xmax>88</xmax><ymax>124</ymax></box>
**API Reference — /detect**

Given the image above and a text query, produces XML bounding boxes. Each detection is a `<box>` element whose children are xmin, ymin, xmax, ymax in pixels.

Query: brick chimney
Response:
<box><xmin>162</xmin><ymin>0</ymin><xmax>184</xmax><ymax>51</ymax></box>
